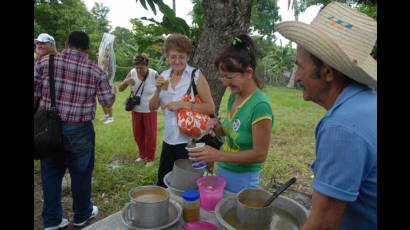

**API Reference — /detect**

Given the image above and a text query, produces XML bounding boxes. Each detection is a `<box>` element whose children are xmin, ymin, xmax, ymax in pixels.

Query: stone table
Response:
<box><xmin>83</xmin><ymin>192</ymin><xmax>220</xmax><ymax>230</ymax></box>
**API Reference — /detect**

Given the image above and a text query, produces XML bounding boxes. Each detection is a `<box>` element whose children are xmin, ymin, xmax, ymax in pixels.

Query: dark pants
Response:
<box><xmin>156</xmin><ymin>141</ymin><xmax>189</xmax><ymax>187</ymax></box>
<box><xmin>41</xmin><ymin>122</ymin><xmax>95</xmax><ymax>227</ymax></box>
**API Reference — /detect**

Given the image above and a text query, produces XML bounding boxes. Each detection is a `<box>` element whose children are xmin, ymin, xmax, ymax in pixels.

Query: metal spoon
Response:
<box><xmin>263</xmin><ymin>177</ymin><xmax>297</xmax><ymax>207</ymax></box>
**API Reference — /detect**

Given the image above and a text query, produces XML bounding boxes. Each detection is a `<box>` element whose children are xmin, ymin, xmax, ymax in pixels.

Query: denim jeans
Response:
<box><xmin>217</xmin><ymin>167</ymin><xmax>260</xmax><ymax>193</ymax></box>
<box><xmin>41</xmin><ymin>122</ymin><xmax>95</xmax><ymax>227</ymax></box>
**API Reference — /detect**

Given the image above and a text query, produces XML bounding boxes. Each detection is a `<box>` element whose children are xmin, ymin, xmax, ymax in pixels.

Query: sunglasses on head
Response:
<box><xmin>133</xmin><ymin>56</ymin><xmax>148</xmax><ymax>64</ymax></box>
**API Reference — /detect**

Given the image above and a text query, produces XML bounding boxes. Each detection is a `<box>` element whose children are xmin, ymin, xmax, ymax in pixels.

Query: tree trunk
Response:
<box><xmin>191</xmin><ymin>0</ymin><xmax>252</xmax><ymax>114</ymax></box>
<box><xmin>287</xmin><ymin>65</ymin><xmax>297</xmax><ymax>88</ymax></box>
<box><xmin>287</xmin><ymin>0</ymin><xmax>299</xmax><ymax>89</ymax></box>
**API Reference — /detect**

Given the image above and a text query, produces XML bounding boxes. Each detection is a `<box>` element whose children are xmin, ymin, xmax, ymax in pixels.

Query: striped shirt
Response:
<box><xmin>34</xmin><ymin>48</ymin><xmax>115</xmax><ymax>123</ymax></box>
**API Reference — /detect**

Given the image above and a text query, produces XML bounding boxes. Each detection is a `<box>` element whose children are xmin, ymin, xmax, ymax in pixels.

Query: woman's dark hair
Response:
<box><xmin>67</xmin><ymin>30</ymin><xmax>90</xmax><ymax>50</ymax></box>
<box><xmin>133</xmin><ymin>53</ymin><xmax>149</xmax><ymax>65</ymax></box>
<box><xmin>214</xmin><ymin>34</ymin><xmax>264</xmax><ymax>88</ymax></box>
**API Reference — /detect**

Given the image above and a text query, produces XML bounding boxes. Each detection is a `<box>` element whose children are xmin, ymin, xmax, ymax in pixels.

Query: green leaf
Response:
<box><xmin>147</xmin><ymin>0</ymin><xmax>157</xmax><ymax>15</ymax></box>
<box><xmin>232</xmin><ymin>37</ymin><xmax>242</xmax><ymax>46</ymax></box>
<box><xmin>156</xmin><ymin>1</ymin><xmax>176</xmax><ymax>19</ymax></box>
<box><xmin>137</xmin><ymin>0</ymin><xmax>148</xmax><ymax>10</ymax></box>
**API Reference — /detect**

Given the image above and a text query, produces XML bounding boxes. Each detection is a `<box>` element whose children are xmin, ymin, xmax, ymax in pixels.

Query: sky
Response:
<box><xmin>82</xmin><ymin>0</ymin><xmax>321</xmax><ymax>47</ymax></box>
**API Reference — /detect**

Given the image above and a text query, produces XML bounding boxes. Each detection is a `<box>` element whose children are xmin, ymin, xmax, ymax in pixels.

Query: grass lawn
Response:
<box><xmin>34</xmin><ymin>84</ymin><xmax>325</xmax><ymax>224</ymax></box>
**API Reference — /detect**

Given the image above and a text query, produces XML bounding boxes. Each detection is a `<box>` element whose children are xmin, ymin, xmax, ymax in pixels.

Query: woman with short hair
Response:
<box><xmin>149</xmin><ymin>34</ymin><xmax>215</xmax><ymax>187</ymax></box>
<box><xmin>119</xmin><ymin>53</ymin><xmax>159</xmax><ymax>167</ymax></box>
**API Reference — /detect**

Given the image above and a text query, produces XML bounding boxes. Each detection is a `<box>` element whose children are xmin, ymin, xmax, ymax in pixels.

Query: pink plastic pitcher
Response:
<box><xmin>196</xmin><ymin>176</ymin><xmax>226</xmax><ymax>212</ymax></box>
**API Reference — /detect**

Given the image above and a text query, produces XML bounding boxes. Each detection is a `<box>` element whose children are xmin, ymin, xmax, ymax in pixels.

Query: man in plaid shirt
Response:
<box><xmin>34</xmin><ymin>31</ymin><xmax>115</xmax><ymax>230</ymax></box>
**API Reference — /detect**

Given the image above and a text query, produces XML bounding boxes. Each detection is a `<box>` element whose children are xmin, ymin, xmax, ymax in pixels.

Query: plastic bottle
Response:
<box><xmin>182</xmin><ymin>189</ymin><xmax>200</xmax><ymax>223</ymax></box>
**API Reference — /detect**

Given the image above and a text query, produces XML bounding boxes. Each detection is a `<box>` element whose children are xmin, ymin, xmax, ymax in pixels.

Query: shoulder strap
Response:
<box><xmin>186</xmin><ymin>68</ymin><xmax>198</xmax><ymax>96</ymax></box>
<box><xmin>48</xmin><ymin>55</ymin><xmax>57</xmax><ymax>111</ymax></box>
<box><xmin>132</xmin><ymin>70</ymin><xmax>149</xmax><ymax>96</ymax></box>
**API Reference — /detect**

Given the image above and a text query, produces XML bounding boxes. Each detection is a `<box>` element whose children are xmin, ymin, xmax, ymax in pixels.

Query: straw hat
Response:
<box><xmin>275</xmin><ymin>2</ymin><xmax>377</xmax><ymax>88</ymax></box>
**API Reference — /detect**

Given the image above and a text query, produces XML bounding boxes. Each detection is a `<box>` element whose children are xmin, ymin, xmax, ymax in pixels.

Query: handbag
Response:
<box><xmin>177</xmin><ymin>69</ymin><xmax>210</xmax><ymax>138</ymax></box>
<box><xmin>198</xmin><ymin>119</ymin><xmax>224</xmax><ymax>150</ymax></box>
<box><xmin>34</xmin><ymin>55</ymin><xmax>63</xmax><ymax>160</ymax></box>
<box><xmin>177</xmin><ymin>69</ymin><xmax>224</xmax><ymax>149</ymax></box>
<box><xmin>124</xmin><ymin>73</ymin><xmax>147</xmax><ymax>111</ymax></box>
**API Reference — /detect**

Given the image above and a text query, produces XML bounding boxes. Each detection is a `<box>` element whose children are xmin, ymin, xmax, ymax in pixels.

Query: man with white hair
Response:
<box><xmin>276</xmin><ymin>2</ymin><xmax>377</xmax><ymax>229</ymax></box>
<box><xmin>34</xmin><ymin>33</ymin><xmax>57</xmax><ymax>63</ymax></box>
<box><xmin>35</xmin><ymin>30</ymin><xmax>115</xmax><ymax>230</ymax></box>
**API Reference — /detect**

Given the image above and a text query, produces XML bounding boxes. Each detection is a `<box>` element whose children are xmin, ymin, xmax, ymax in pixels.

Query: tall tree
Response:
<box><xmin>286</xmin><ymin>0</ymin><xmax>300</xmax><ymax>88</ymax></box>
<box><xmin>91</xmin><ymin>2</ymin><xmax>112</xmax><ymax>32</ymax></box>
<box><xmin>251</xmin><ymin>0</ymin><xmax>281</xmax><ymax>39</ymax></box>
<box><xmin>111</xmin><ymin>27</ymin><xmax>137</xmax><ymax>67</ymax></box>
<box><xmin>34</xmin><ymin>0</ymin><xmax>99</xmax><ymax>52</ymax></box>
<box><xmin>191</xmin><ymin>0</ymin><xmax>253</xmax><ymax>113</ymax></box>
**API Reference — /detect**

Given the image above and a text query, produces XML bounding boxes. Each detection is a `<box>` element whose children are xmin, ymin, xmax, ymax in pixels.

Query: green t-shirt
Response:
<box><xmin>218</xmin><ymin>89</ymin><xmax>274</xmax><ymax>172</ymax></box>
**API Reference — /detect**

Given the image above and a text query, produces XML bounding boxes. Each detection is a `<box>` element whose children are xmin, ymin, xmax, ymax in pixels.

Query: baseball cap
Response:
<box><xmin>34</xmin><ymin>33</ymin><xmax>55</xmax><ymax>44</ymax></box>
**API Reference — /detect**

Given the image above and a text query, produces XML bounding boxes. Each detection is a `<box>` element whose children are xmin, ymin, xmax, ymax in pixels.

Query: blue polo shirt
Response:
<box><xmin>312</xmin><ymin>83</ymin><xmax>377</xmax><ymax>230</ymax></box>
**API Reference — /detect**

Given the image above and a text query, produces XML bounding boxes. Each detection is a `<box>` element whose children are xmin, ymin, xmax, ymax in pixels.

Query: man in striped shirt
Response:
<box><xmin>34</xmin><ymin>30</ymin><xmax>115</xmax><ymax>230</ymax></box>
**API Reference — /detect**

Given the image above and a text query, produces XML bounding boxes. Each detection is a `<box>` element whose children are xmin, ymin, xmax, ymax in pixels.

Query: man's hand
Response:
<box><xmin>302</xmin><ymin>191</ymin><xmax>347</xmax><ymax>230</ymax></box>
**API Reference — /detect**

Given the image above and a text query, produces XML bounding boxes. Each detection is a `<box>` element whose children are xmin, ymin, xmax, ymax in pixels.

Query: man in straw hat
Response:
<box><xmin>276</xmin><ymin>2</ymin><xmax>376</xmax><ymax>229</ymax></box>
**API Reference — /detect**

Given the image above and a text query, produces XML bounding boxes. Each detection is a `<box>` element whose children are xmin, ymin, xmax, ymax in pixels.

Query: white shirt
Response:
<box><xmin>159</xmin><ymin>65</ymin><xmax>200</xmax><ymax>145</ymax></box>
<box><xmin>130</xmin><ymin>68</ymin><xmax>158</xmax><ymax>113</ymax></box>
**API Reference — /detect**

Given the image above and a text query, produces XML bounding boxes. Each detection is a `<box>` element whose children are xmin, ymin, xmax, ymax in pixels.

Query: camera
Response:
<box><xmin>125</xmin><ymin>95</ymin><xmax>141</xmax><ymax>111</ymax></box>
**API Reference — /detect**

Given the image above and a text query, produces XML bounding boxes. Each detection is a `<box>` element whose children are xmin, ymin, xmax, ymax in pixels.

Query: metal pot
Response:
<box><xmin>236</xmin><ymin>188</ymin><xmax>274</xmax><ymax>229</ymax></box>
<box><xmin>127</xmin><ymin>185</ymin><xmax>170</xmax><ymax>228</ymax></box>
<box><xmin>170</xmin><ymin>159</ymin><xmax>204</xmax><ymax>190</ymax></box>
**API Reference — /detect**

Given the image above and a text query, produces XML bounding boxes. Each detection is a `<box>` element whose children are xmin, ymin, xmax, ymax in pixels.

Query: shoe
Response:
<box><xmin>145</xmin><ymin>161</ymin><xmax>154</xmax><ymax>167</ymax></box>
<box><xmin>103</xmin><ymin>117</ymin><xmax>114</xmax><ymax>124</ymax></box>
<box><xmin>73</xmin><ymin>205</ymin><xmax>98</xmax><ymax>227</ymax></box>
<box><xmin>44</xmin><ymin>218</ymin><xmax>69</xmax><ymax>230</ymax></box>
<box><xmin>135</xmin><ymin>157</ymin><xmax>144</xmax><ymax>163</ymax></box>
<box><xmin>100</xmin><ymin>115</ymin><xmax>109</xmax><ymax>121</ymax></box>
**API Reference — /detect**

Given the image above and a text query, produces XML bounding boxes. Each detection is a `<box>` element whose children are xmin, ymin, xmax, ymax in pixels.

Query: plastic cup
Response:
<box><xmin>186</xmin><ymin>142</ymin><xmax>207</xmax><ymax>169</ymax></box>
<box><xmin>196</xmin><ymin>176</ymin><xmax>226</xmax><ymax>212</ymax></box>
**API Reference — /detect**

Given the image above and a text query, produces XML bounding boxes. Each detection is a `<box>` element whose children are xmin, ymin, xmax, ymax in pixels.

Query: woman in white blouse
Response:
<box><xmin>149</xmin><ymin>34</ymin><xmax>215</xmax><ymax>187</ymax></box>
<box><xmin>119</xmin><ymin>53</ymin><xmax>159</xmax><ymax>167</ymax></box>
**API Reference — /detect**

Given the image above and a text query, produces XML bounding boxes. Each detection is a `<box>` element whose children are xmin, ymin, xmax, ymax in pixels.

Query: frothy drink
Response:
<box><xmin>161</xmin><ymin>80</ymin><xmax>169</xmax><ymax>90</ymax></box>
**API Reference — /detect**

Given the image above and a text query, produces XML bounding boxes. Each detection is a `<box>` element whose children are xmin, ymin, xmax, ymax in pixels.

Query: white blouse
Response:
<box><xmin>159</xmin><ymin>65</ymin><xmax>200</xmax><ymax>145</ymax></box>
<box><xmin>130</xmin><ymin>68</ymin><xmax>158</xmax><ymax>113</ymax></box>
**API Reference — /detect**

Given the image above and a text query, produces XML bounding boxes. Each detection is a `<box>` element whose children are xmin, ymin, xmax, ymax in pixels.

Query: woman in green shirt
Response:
<box><xmin>188</xmin><ymin>34</ymin><xmax>274</xmax><ymax>193</ymax></box>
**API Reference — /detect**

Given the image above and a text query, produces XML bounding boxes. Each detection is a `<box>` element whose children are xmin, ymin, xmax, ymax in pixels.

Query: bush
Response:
<box><xmin>114</xmin><ymin>66</ymin><xmax>132</xmax><ymax>82</ymax></box>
